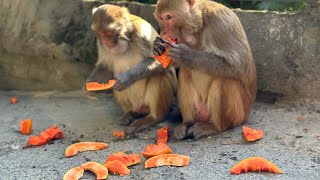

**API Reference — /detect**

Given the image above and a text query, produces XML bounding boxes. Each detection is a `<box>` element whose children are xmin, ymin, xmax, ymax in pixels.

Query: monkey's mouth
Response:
<box><xmin>161</xmin><ymin>32</ymin><xmax>178</xmax><ymax>43</ymax></box>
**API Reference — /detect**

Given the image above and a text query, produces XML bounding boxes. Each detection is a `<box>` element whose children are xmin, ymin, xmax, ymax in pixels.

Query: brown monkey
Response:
<box><xmin>87</xmin><ymin>4</ymin><xmax>177</xmax><ymax>134</ymax></box>
<box><xmin>153</xmin><ymin>0</ymin><xmax>257</xmax><ymax>139</ymax></box>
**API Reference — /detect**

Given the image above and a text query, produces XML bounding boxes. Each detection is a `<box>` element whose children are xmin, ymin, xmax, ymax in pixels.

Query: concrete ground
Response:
<box><xmin>0</xmin><ymin>90</ymin><xmax>319</xmax><ymax>180</ymax></box>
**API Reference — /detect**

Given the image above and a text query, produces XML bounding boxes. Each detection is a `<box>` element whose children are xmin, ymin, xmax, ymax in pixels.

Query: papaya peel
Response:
<box><xmin>20</xmin><ymin>119</ymin><xmax>32</xmax><ymax>135</ymax></box>
<box><xmin>104</xmin><ymin>152</ymin><xmax>141</xmax><ymax>167</ymax></box>
<box><xmin>145</xmin><ymin>154</ymin><xmax>190</xmax><ymax>168</ymax></box>
<box><xmin>142</xmin><ymin>143</ymin><xmax>173</xmax><ymax>159</ymax></box>
<box><xmin>230</xmin><ymin>157</ymin><xmax>282</xmax><ymax>175</ymax></box>
<box><xmin>86</xmin><ymin>80</ymin><xmax>116</xmax><ymax>91</ymax></box>
<box><xmin>81</xmin><ymin>162</ymin><xmax>108</xmax><ymax>179</ymax></box>
<box><xmin>242</xmin><ymin>126</ymin><xmax>263</xmax><ymax>142</ymax></box>
<box><xmin>24</xmin><ymin>125</ymin><xmax>63</xmax><ymax>148</ymax></box>
<box><xmin>157</xmin><ymin>125</ymin><xmax>169</xmax><ymax>144</ymax></box>
<box><xmin>105</xmin><ymin>160</ymin><xmax>131</xmax><ymax>176</ymax></box>
<box><xmin>154</xmin><ymin>37</ymin><xmax>177</xmax><ymax>68</ymax></box>
<box><xmin>65</xmin><ymin>142</ymin><xmax>108</xmax><ymax>157</ymax></box>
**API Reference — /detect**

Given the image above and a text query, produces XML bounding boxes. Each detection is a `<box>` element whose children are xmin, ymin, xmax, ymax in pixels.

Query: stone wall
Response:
<box><xmin>0</xmin><ymin>0</ymin><xmax>319</xmax><ymax>99</ymax></box>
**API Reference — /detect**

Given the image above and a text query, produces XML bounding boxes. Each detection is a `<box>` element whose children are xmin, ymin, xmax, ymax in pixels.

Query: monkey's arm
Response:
<box><xmin>163</xmin><ymin>41</ymin><xmax>246</xmax><ymax>80</ymax></box>
<box><xmin>113</xmin><ymin>57</ymin><xmax>165</xmax><ymax>91</ymax></box>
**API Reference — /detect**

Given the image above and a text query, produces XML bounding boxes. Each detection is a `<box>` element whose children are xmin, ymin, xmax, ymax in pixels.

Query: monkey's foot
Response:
<box><xmin>187</xmin><ymin>122</ymin><xmax>218</xmax><ymax>139</ymax></box>
<box><xmin>173</xmin><ymin>123</ymin><xmax>189</xmax><ymax>139</ymax></box>
<box><xmin>118</xmin><ymin>113</ymin><xmax>133</xmax><ymax>126</ymax></box>
<box><xmin>118</xmin><ymin>112</ymin><xmax>148</xmax><ymax>126</ymax></box>
<box><xmin>125</xmin><ymin>116</ymin><xmax>158</xmax><ymax>134</ymax></box>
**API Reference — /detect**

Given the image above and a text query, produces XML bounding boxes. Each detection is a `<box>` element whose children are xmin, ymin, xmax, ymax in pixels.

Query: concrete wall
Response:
<box><xmin>0</xmin><ymin>0</ymin><xmax>319</xmax><ymax>99</ymax></box>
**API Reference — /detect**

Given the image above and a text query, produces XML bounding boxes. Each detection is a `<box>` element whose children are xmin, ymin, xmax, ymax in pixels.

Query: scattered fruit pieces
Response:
<box><xmin>63</xmin><ymin>166</ymin><xmax>84</xmax><ymax>180</ymax></box>
<box><xmin>10</xmin><ymin>97</ymin><xmax>18</xmax><ymax>104</ymax></box>
<box><xmin>86</xmin><ymin>80</ymin><xmax>116</xmax><ymax>91</ymax></box>
<box><xmin>20</xmin><ymin>119</ymin><xmax>32</xmax><ymax>135</ymax></box>
<box><xmin>157</xmin><ymin>125</ymin><xmax>169</xmax><ymax>144</ymax></box>
<box><xmin>154</xmin><ymin>38</ymin><xmax>176</xmax><ymax>68</ymax></box>
<box><xmin>65</xmin><ymin>142</ymin><xmax>108</xmax><ymax>157</ymax></box>
<box><xmin>24</xmin><ymin>125</ymin><xmax>64</xmax><ymax>148</ymax></box>
<box><xmin>142</xmin><ymin>143</ymin><xmax>173</xmax><ymax>159</ymax></box>
<box><xmin>145</xmin><ymin>154</ymin><xmax>190</xmax><ymax>168</ymax></box>
<box><xmin>242</xmin><ymin>126</ymin><xmax>263</xmax><ymax>142</ymax></box>
<box><xmin>81</xmin><ymin>162</ymin><xmax>108</xmax><ymax>179</ymax></box>
<box><xmin>230</xmin><ymin>157</ymin><xmax>282</xmax><ymax>175</ymax></box>
<box><xmin>112</xmin><ymin>131</ymin><xmax>125</xmax><ymax>138</ymax></box>
<box><xmin>105</xmin><ymin>160</ymin><xmax>131</xmax><ymax>176</ymax></box>
<box><xmin>105</xmin><ymin>152</ymin><xmax>141</xmax><ymax>167</ymax></box>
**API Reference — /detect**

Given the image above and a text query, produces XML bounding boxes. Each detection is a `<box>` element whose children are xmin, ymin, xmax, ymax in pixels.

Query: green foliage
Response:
<box><xmin>105</xmin><ymin>0</ymin><xmax>306</xmax><ymax>11</ymax></box>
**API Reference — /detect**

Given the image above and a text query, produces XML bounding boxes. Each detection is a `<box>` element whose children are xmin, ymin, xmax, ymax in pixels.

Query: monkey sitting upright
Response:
<box><xmin>112</xmin><ymin>0</ymin><xmax>257</xmax><ymax>139</ymax></box>
<box><xmin>86</xmin><ymin>4</ymin><xmax>177</xmax><ymax>134</ymax></box>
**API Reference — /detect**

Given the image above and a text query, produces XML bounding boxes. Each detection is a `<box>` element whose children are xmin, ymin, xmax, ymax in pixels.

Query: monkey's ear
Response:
<box><xmin>92</xmin><ymin>7</ymin><xmax>98</xmax><ymax>15</ymax></box>
<box><xmin>186</xmin><ymin>0</ymin><xmax>195</xmax><ymax>7</ymax></box>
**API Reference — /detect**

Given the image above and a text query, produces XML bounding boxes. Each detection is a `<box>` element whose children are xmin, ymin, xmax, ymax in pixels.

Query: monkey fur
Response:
<box><xmin>87</xmin><ymin>4</ymin><xmax>177</xmax><ymax>134</ymax></box>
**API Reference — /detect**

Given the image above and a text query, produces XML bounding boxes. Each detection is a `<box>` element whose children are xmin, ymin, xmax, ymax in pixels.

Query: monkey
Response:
<box><xmin>86</xmin><ymin>4</ymin><xmax>177</xmax><ymax>134</ymax></box>
<box><xmin>152</xmin><ymin>0</ymin><xmax>257</xmax><ymax>139</ymax></box>
<box><xmin>114</xmin><ymin>0</ymin><xmax>256</xmax><ymax>139</ymax></box>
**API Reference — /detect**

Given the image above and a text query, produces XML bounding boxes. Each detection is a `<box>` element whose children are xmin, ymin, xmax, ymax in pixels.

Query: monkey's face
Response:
<box><xmin>155</xmin><ymin>0</ymin><xmax>203</xmax><ymax>46</ymax></box>
<box><xmin>91</xmin><ymin>5</ymin><xmax>131</xmax><ymax>53</ymax></box>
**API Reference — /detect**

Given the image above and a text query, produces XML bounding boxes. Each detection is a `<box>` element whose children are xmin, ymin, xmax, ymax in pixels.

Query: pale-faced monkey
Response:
<box><xmin>87</xmin><ymin>4</ymin><xmax>177</xmax><ymax>134</ymax></box>
<box><xmin>111</xmin><ymin>0</ymin><xmax>257</xmax><ymax>139</ymax></box>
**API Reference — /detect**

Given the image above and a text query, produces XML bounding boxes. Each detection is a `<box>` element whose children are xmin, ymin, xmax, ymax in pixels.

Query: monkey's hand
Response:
<box><xmin>113</xmin><ymin>72</ymin><xmax>134</xmax><ymax>91</ymax></box>
<box><xmin>153</xmin><ymin>36</ymin><xmax>166</xmax><ymax>56</ymax></box>
<box><xmin>162</xmin><ymin>39</ymin><xmax>197</xmax><ymax>68</ymax></box>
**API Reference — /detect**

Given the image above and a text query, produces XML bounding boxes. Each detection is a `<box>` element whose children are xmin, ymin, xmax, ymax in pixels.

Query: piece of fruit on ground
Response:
<box><xmin>63</xmin><ymin>166</ymin><xmax>84</xmax><ymax>180</ymax></box>
<box><xmin>157</xmin><ymin>125</ymin><xmax>169</xmax><ymax>144</ymax></box>
<box><xmin>145</xmin><ymin>154</ymin><xmax>190</xmax><ymax>168</ymax></box>
<box><xmin>10</xmin><ymin>97</ymin><xmax>18</xmax><ymax>104</ymax></box>
<box><xmin>65</xmin><ymin>142</ymin><xmax>108</xmax><ymax>157</ymax></box>
<box><xmin>24</xmin><ymin>125</ymin><xmax>64</xmax><ymax>148</ymax></box>
<box><xmin>20</xmin><ymin>119</ymin><xmax>32</xmax><ymax>135</ymax></box>
<box><xmin>105</xmin><ymin>160</ymin><xmax>131</xmax><ymax>176</ymax></box>
<box><xmin>142</xmin><ymin>143</ymin><xmax>173</xmax><ymax>159</ymax></box>
<box><xmin>112</xmin><ymin>131</ymin><xmax>125</xmax><ymax>138</ymax></box>
<box><xmin>242</xmin><ymin>126</ymin><xmax>263</xmax><ymax>142</ymax></box>
<box><xmin>105</xmin><ymin>152</ymin><xmax>140</xmax><ymax>167</ymax></box>
<box><xmin>230</xmin><ymin>156</ymin><xmax>282</xmax><ymax>175</ymax></box>
<box><xmin>81</xmin><ymin>162</ymin><xmax>108</xmax><ymax>179</ymax></box>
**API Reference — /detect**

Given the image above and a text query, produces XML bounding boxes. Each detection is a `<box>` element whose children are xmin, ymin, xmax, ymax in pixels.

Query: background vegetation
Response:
<box><xmin>105</xmin><ymin>0</ymin><xmax>306</xmax><ymax>11</ymax></box>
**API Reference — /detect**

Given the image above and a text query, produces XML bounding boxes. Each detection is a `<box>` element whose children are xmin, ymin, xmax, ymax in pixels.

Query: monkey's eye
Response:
<box><xmin>165</xmin><ymin>15</ymin><xmax>172</xmax><ymax>20</ymax></box>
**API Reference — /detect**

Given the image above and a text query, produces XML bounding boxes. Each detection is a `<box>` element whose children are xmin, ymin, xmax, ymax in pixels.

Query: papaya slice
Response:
<box><xmin>105</xmin><ymin>160</ymin><xmax>131</xmax><ymax>176</ymax></box>
<box><xmin>24</xmin><ymin>125</ymin><xmax>64</xmax><ymax>148</ymax></box>
<box><xmin>142</xmin><ymin>143</ymin><xmax>173</xmax><ymax>159</ymax></box>
<box><xmin>145</xmin><ymin>154</ymin><xmax>190</xmax><ymax>168</ymax></box>
<box><xmin>230</xmin><ymin>157</ymin><xmax>282</xmax><ymax>175</ymax></box>
<box><xmin>112</xmin><ymin>131</ymin><xmax>125</xmax><ymax>138</ymax></box>
<box><xmin>81</xmin><ymin>162</ymin><xmax>108</xmax><ymax>179</ymax></box>
<box><xmin>157</xmin><ymin>125</ymin><xmax>169</xmax><ymax>144</ymax></box>
<box><xmin>86</xmin><ymin>80</ymin><xmax>116</xmax><ymax>91</ymax></box>
<box><xmin>10</xmin><ymin>97</ymin><xmax>18</xmax><ymax>104</ymax></box>
<box><xmin>104</xmin><ymin>152</ymin><xmax>141</xmax><ymax>167</ymax></box>
<box><xmin>243</xmin><ymin>126</ymin><xmax>263</xmax><ymax>142</ymax></box>
<box><xmin>63</xmin><ymin>166</ymin><xmax>84</xmax><ymax>180</ymax></box>
<box><xmin>20</xmin><ymin>119</ymin><xmax>32</xmax><ymax>135</ymax></box>
<box><xmin>65</xmin><ymin>142</ymin><xmax>108</xmax><ymax>157</ymax></box>
<box><xmin>154</xmin><ymin>38</ymin><xmax>176</xmax><ymax>68</ymax></box>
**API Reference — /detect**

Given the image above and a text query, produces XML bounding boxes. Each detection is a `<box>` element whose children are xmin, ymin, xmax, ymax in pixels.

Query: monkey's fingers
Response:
<box><xmin>156</xmin><ymin>36</ymin><xmax>165</xmax><ymax>43</ymax></box>
<box><xmin>154</xmin><ymin>43</ymin><xmax>165</xmax><ymax>56</ymax></box>
<box><xmin>162</xmin><ymin>39</ymin><xmax>178</xmax><ymax>48</ymax></box>
<box><xmin>113</xmin><ymin>81</ymin><xmax>125</xmax><ymax>91</ymax></box>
